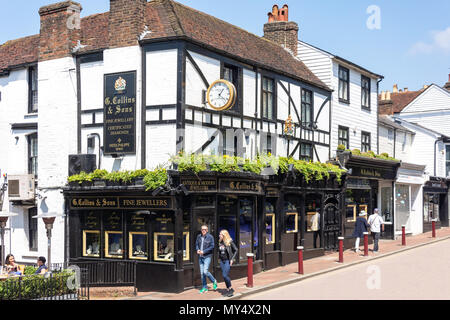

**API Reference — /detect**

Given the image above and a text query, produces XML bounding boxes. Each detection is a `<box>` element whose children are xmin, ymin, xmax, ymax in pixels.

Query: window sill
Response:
<box><xmin>361</xmin><ymin>106</ymin><xmax>371</xmax><ymax>112</ymax></box>
<box><xmin>339</xmin><ymin>99</ymin><xmax>350</xmax><ymax>105</ymax></box>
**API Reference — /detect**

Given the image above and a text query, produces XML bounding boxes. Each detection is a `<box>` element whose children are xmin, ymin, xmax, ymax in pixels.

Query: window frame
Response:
<box><xmin>221</xmin><ymin>63</ymin><xmax>242</xmax><ymax>115</ymax></box>
<box><xmin>82</xmin><ymin>230</ymin><xmax>101</xmax><ymax>258</ymax></box>
<box><xmin>361</xmin><ymin>131</ymin><xmax>371</xmax><ymax>153</ymax></box>
<box><xmin>361</xmin><ymin>75</ymin><xmax>371</xmax><ymax>110</ymax></box>
<box><xmin>300</xmin><ymin>143</ymin><xmax>313</xmax><ymax>162</ymax></box>
<box><xmin>301</xmin><ymin>88</ymin><xmax>314</xmax><ymax>127</ymax></box>
<box><xmin>338</xmin><ymin>66</ymin><xmax>350</xmax><ymax>104</ymax></box>
<box><xmin>128</xmin><ymin>231</ymin><xmax>149</xmax><ymax>261</ymax></box>
<box><xmin>28</xmin><ymin>65</ymin><xmax>38</xmax><ymax>114</ymax></box>
<box><xmin>27</xmin><ymin>133</ymin><xmax>38</xmax><ymax>178</ymax></box>
<box><xmin>261</xmin><ymin>76</ymin><xmax>276</xmax><ymax>121</ymax></box>
<box><xmin>28</xmin><ymin>208</ymin><xmax>38</xmax><ymax>252</ymax></box>
<box><xmin>338</xmin><ymin>126</ymin><xmax>350</xmax><ymax>149</ymax></box>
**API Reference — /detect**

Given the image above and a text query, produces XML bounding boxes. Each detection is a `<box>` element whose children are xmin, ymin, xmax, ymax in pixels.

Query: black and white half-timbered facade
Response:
<box><xmin>0</xmin><ymin>0</ymin><xmax>349</xmax><ymax>292</ymax></box>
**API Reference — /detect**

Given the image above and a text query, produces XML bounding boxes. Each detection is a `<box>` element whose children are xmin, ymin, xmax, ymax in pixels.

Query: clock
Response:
<box><xmin>206</xmin><ymin>79</ymin><xmax>237</xmax><ymax>111</ymax></box>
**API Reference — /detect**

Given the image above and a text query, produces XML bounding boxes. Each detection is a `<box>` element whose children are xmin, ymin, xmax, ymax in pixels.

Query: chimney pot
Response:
<box><xmin>264</xmin><ymin>4</ymin><xmax>299</xmax><ymax>55</ymax></box>
<box><xmin>404</xmin><ymin>88</ymin><xmax>408</xmax><ymax>92</ymax></box>
<box><xmin>393</xmin><ymin>84</ymin><xmax>398</xmax><ymax>93</ymax></box>
<box><xmin>386</xmin><ymin>91</ymin><xmax>391</xmax><ymax>100</ymax></box>
<box><xmin>381</xmin><ymin>91</ymin><xmax>386</xmax><ymax>100</ymax></box>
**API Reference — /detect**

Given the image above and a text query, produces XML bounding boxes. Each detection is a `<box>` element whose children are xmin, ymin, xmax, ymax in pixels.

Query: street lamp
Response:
<box><xmin>33</xmin><ymin>212</ymin><xmax>65</xmax><ymax>269</ymax></box>
<box><xmin>0</xmin><ymin>212</ymin><xmax>18</xmax><ymax>270</ymax></box>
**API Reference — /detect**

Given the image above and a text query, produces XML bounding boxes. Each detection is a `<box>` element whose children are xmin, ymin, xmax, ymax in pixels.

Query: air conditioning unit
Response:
<box><xmin>8</xmin><ymin>175</ymin><xmax>35</xmax><ymax>201</ymax></box>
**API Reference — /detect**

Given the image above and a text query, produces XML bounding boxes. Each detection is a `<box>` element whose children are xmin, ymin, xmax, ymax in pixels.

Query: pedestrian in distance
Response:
<box><xmin>218</xmin><ymin>229</ymin><xmax>238</xmax><ymax>297</ymax></box>
<box><xmin>310</xmin><ymin>209</ymin><xmax>321</xmax><ymax>248</ymax></box>
<box><xmin>368</xmin><ymin>208</ymin><xmax>385</xmax><ymax>253</ymax></box>
<box><xmin>195</xmin><ymin>225</ymin><xmax>218</xmax><ymax>293</ymax></box>
<box><xmin>352</xmin><ymin>211</ymin><xmax>370</xmax><ymax>253</ymax></box>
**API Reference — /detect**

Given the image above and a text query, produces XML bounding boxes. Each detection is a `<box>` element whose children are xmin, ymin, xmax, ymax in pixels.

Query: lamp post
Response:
<box><xmin>0</xmin><ymin>212</ymin><xmax>18</xmax><ymax>270</ymax></box>
<box><xmin>33</xmin><ymin>212</ymin><xmax>65</xmax><ymax>269</ymax></box>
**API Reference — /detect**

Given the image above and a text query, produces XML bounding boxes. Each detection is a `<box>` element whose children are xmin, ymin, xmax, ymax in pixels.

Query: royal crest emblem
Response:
<box><xmin>284</xmin><ymin>114</ymin><xmax>294</xmax><ymax>136</ymax></box>
<box><xmin>115</xmin><ymin>77</ymin><xmax>127</xmax><ymax>91</ymax></box>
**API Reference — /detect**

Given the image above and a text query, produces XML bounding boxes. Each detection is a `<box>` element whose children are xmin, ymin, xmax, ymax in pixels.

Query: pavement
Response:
<box><xmin>122</xmin><ymin>227</ymin><xmax>450</xmax><ymax>301</ymax></box>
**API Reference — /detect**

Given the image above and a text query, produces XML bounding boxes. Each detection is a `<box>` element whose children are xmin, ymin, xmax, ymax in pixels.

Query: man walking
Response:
<box><xmin>196</xmin><ymin>225</ymin><xmax>217</xmax><ymax>293</ymax></box>
<box><xmin>368</xmin><ymin>208</ymin><xmax>385</xmax><ymax>253</ymax></box>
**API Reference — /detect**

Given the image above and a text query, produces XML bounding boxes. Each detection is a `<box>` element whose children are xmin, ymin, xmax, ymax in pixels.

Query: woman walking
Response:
<box><xmin>218</xmin><ymin>230</ymin><xmax>238</xmax><ymax>297</ymax></box>
<box><xmin>352</xmin><ymin>211</ymin><xmax>370</xmax><ymax>253</ymax></box>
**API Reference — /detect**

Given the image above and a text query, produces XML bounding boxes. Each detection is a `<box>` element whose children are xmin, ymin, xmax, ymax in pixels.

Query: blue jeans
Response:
<box><xmin>199</xmin><ymin>256</ymin><xmax>216</xmax><ymax>289</ymax></box>
<box><xmin>219</xmin><ymin>260</ymin><xmax>232</xmax><ymax>289</ymax></box>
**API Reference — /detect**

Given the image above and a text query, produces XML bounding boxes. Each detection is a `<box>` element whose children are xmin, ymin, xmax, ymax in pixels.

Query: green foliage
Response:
<box><xmin>103</xmin><ymin>171</ymin><xmax>123</xmax><ymax>183</ymax></box>
<box><xmin>91</xmin><ymin>169</ymin><xmax>108</xmax><ymax>179</ymax></box>
<box><xmin>170</xmin><ymin>152</ymin><xmax>207</xmax><ymax>174</ymax></box>
<box><xmin>337</xmin><ymin>144</ymin><xmax>346</xmax><ymax>151</ymax></box>
<box><xmin>23</xmin><ymin>266</ymin><xmax>37</xmax><ymax>276</ymax></box>
<box><xmin>350</xmin><ymin>150</ymin><xmax>400</xmax><ymax>162</ymax></box>
<box><xmin>352</xmin><ymin>149</ymin><xmax>361</xmax><ymax>156</ymax></box>
<box><xmin>0</xmin><ymin>270</ymin><xmax>77</xmax><ymax>300</ymax></box>
<box><xmin>143</xmin><ymin>168</ymin><xmax>168</xmax><ymax>191</ymax></box>
<box><xmin>67</xmin><ymin>171</ymin><xmax>92</xmax><ymax>185</ymax></box>
<box><xmin>130</xmin><ymin>169</ymin><xmax>150</xmax><ymax>179</ymax></box>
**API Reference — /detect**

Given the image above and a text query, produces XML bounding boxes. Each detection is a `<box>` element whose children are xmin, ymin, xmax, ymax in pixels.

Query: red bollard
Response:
<box><xmin>338</xmin><ymin>237</ymin><xmax>344</xmax><ymax>263</ymax></box>
<box><xmin>432</xmin><ymin>219</ymin><xmax>436</xmax><ymax>238</ymax></box>
<box><xmin>246</xmin><ymin>253</ymin><xmax>254</xmax><ymax>288</ymax></box>
<box><xmin>402</xmin><ymin>225</ymin><xmax>406</xmax><ymax>246</ymax></box>
<box><xmin>363</xmin><ymin>232</ymin><xmax>369</xmax><ymax>256</ymax></box>
<box><xmin>297</xmin><ymin>246</ymin><xmax>304</xmax><ymax>275</ymax></box>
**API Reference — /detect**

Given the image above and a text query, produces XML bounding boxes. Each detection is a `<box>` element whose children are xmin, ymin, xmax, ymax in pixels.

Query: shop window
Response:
<box><xmin>104</xmin><ymin>212</ymin><xmax>123</xmax><ymax>259</ymax></box>
<box><xmin>306</xmin><ymin>212</ymin><xmax>317</xmax><ymax>232</ymax></box>
<box><xmin>83</xmin><ymin>231</ymin><xmax>100</xmax><ymax>257</ymax></box>
<box><xmin>105</xmin><ymin>231</ymin><xmax>124</xmax><ymax>259</ymax></box>
<box><xmin>262</xmin><ymin>77</ymin><xmax>275</xmax><ymax>120</ymax></box>
<box><xmin>346</xmin><ymin>205</ymin><xmax>357</xmax><ymax>222</ymax></box>
<box><xmin>129</xmin><ymin>232</ymin><xmax>148</xmax><ymax>260</ymax></box>
<box><xmin>265</xmin><ymin>201</ymin><xmax>276</xmax><ymax>244</ymax></box>
<box><xmin>154</xmin><ymin>233</ymin><xmax>174</xmax><ymax>262</ymax></box>
<box><xmin>359</xmin><ymin>205</ymin><xmax>368</xmax><ymax>217</ymax></box>
<box><xmin>239</xmin><ymin>198</ymin><xmax>253</xmax><ymax>261</ymax></box>
<box><xmin>395</xmin><ymin>185</ymin><xmax>410</xmax><ymax>232</ymax></box>
<box><xmin>424</xmin><ymin>194</ymin><xmax>440</xmax><ymax>223</ymax></box>
<box><xmin>380</xmin><ymin>187</ymin><xmax>393</xmax><ymax>222</ymax></box>
<box><xmin>285</xmin><ymin>201</ymin><xmax>298</xmax><ymax>233</ymax></box>
<box><xmin>218</xmin><ymin>196</ymin><xmax>238</xmax><ymax>242</ymax></box>
<box><xmin>127</xmin><ymin>212</ymin><xmax>149</xmax><ymax>260</ymax></box>
<box><xmin>183</xmin><ymin>231</ymin><xmax>190</xmax><ymax>261</ymax></box>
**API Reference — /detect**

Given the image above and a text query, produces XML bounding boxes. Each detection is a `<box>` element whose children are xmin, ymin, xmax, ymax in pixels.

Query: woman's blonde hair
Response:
<box><xmin>220</xmin><ymin>230</ymin><xmax>232</xmax><ymax>246</ymax></box>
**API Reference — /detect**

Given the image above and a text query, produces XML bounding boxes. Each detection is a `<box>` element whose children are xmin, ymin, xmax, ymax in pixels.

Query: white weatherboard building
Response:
<box><xmin>0</xmin><ymin>1</ymin><xmax>337</xmax><ymax>266</ymax></box>
<box><xmin>379</xmin><ymin>79</ymin><xmax>450</xmax><ymax>235</ymax></box>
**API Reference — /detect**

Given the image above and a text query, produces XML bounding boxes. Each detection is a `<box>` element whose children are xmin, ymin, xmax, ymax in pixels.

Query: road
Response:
<box><xmin>242</xmin><ymin>239</ymin><xmax>450</xmax><ymax>300</ymax></box>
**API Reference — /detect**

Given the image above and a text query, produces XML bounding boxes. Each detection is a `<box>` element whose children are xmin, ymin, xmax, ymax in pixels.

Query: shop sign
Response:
<box><xmin>70</xmin><ymin>197</ymin><xmax>173</xmax><ymax>210</ymax></box>
<box><xmin>351</xmin><ymin>166</ymin><xmax>396</xmax><ymax>180</ymax></box>
<box><xmin>219</xmin><ymin>179</ymin><xmax>263</xmax><ymax>194</ymax></box>
<box><xmin>266</xmin><ymin>187</ymin><xmax>280</xmax><ymax>197</ymax></box>
<box><xmin>181</xmin><ymin>179</ymin><xmax>217</xmax><ymax>192</ymax></box>
<box><xmin>103</xmin><ymin>71</ymin><xmax>137</xmax><ymax>155</ymax></box>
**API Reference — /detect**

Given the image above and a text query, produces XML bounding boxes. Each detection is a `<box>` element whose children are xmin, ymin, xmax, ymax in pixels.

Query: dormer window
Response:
<box><xmin>28</xmin><ymin>66</ymin><xmax>38</xmax><ymax>113</ymax></box>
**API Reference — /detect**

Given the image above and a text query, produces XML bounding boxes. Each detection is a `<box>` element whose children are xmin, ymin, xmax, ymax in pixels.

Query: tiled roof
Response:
<box><xmin>0</xmin><ymin>35</ymin><xmax>40</xmax><ymax>73</ymax></box>
<box><xmin>379</xmin><ymin>115</ymin><xmax>415</xmax><ymax>134</ymax></box>
<box><xmin>0</xmin><ymin>0</ymin><xmax>330</xmax><ymax>91</ymax></box>
<box><xmin>378</xmin><ymin>89</ymin><xmax>425</xmax><ymax>115</ymax></box>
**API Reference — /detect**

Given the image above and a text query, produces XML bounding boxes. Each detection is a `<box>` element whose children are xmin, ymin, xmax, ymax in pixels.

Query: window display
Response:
<box><xmin>306</xmin><ymin>212</ymin><xmax>317</xmax><ymax>232</ymax></box>
<box><xmin>285</xmin><ymin>201</ymin><xmax>298</xmax><ymax>233</ymax></box>
<box><xmin>395</xmin><ymin>185</ymin><xmax>410</xmax><ymax>232</ymax></box>
<box><xmin>154</xmin><ymin>233</ymin><xmax>174</xmax><ymax>262</ymax></box>
<box><xmin>346</xmin><ymin>205</ymin><xmax>356</xmax><ymax>222</ymax></box>
<box><xmin>105</xmin><ymin>231</ymin><xmax>123</xmax><ymax>258</ymax></box>
<box><xmin>359</xmin><ymin>205</ymin><xmax>368</xmax><ymax>217</ymax></box>
<box><xmin>219</xmin><ymin>216</ymin><xmax>236</xmax><ymax>243</ymax></box>
<box><xmin>183</xmin><ymin>231</ymin><xmax>190</xmax><ymax>261</ymax></box>
<box><xmin>265</xmin><ymin>213</ymin><xmax>275</xmax><ymax>244</ymax></box>
<box><xmin>380</xmin><ymin>187</ymin><xmax>393</xmax><ymax>222</ymax></box>
<box><xmin>83</xmin><ymin>230</ymin><xmax>100</xmax><ymax>257</ymax></box>
<box><xmin>239</xmin><ymin>198</ymin><xmax>253</xmax><ymax>260</ymax></box>
<box><xmin>129</xmin><ymin>232</ymin><xmax>148</xmax><ymax>260</ymax></box>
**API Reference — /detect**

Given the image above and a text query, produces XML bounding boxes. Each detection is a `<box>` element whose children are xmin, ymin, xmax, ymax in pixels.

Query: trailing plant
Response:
<box><xmin>170</xmin><ymin>152</ymin><xmax>207</xmax><ymax>174</ymax></box>
<box><xmin>130</xmin><ymin>169</ymin><xmax>151</xmax><ymax>179</ymax></box>
<box><xmin>143</xmin><ymin>168</ymin><xmax>168</xmax><ymax>191</ymax></box>
<box><xmin>208</xmin><ymin>155</ymin><xmax>240</xmax><ymax>173</ymax></box>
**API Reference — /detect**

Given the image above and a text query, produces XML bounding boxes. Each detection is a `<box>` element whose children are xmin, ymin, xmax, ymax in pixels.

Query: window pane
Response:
<box><xmin>154</xmin><ymin>233</ymin><xmax>174</xmax><ymax>261</ymax></box>
<box><xmin>395</xmin><ymin>185</ymin><xmax>410</xmax><ymax>232</ymax></box>
<box><xmin>239</xmin><ymin>198</ymin><xmax>253</xmax><ymax>261</ymax></box>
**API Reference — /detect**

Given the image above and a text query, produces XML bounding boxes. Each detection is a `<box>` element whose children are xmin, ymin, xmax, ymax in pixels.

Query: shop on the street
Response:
<box><xmin>263</xmin><ymin>169</ymin><xmax>345</xmax><ymax>269</ymax></box>
<box><xmin>392</xmin><ymin>163</ymin><xmax>425</xmax><ymax>236</ymax></box>
<box><xmin>338</xmin><ymin>152</ymin><xmax>401</xmax><ymax>247</ymax></box>
<box><xmin>423</xmin><ymin>177</ymin><xmax>449</xmax><ymax>233</ymax></box>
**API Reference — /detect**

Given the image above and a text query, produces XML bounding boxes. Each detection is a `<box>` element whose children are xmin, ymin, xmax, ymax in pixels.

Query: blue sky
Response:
<box><xmin>1</xmin><ymin>0</ymin><xmax>449</xmax><ymax>92</ymax></box>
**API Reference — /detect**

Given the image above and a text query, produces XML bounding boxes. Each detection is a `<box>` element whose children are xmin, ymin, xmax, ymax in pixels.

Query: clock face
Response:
<box><xmin>206</xmin><ymin>80</ymin><xmax>236</xmax><ymax>111</ymax></box>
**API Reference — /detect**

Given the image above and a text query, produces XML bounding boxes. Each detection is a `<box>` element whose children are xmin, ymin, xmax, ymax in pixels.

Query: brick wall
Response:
<box><xmin>109</xmin><ymin>0</ymin><xmax>147</xmax><ymax>48</ymax></box>
<box><xmin>263</xmin><ymin>21</ymin><xmax>299</xmax><ymax>56</ymax></box>
<box><xmin>39</xmin><ymin>1</ymin><xmax>82</xmax><ymax>61</ymax></box>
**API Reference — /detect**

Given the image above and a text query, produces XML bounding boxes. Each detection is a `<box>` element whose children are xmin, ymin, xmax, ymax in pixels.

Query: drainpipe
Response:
<box><xmin>393</xmin><ymin>128</ymin><xmax>397</xmax><ymax>159</ymax></box>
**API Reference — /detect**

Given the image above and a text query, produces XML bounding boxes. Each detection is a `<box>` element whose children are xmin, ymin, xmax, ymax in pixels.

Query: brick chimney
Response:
<box><xmin>109</xmin><ymin>0</ymin><xmax>147</xmax><ymax>48</ymax></box>
<box><xmin>39</xmin><ymin>1</ymin><xmax>82</xmax><ymax>61</ymax></box>
<box><xmin>444</xmin><ymin>74</ymin><xmax>450</xmax><ymax>91</ymax></box>
<box><xmin>264</xmin><ymin>4</ymin><xmax>299</xmax><ymax>56</ymax></box>
<box><xmin>378</xmin><ymin>90</ymin><xmax>393</xmax><ymax>115</ymax></box>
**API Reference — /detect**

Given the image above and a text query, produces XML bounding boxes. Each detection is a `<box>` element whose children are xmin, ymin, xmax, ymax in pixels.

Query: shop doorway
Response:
<box><xmin>323</xmin><ymin>203</ymin><xmax>340</xmax><ymax>250</ymax></box>
<box><xmin>192</xmin><ymin>210</ymin><xmax>216</xmax><ymax>288</ymax></box>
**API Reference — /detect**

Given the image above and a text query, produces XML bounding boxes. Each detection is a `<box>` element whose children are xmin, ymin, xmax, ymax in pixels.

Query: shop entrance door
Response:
<box><xmin>192</xmin><ymin>210</ymin><xmax>216</xmax><ymax>288</ymax></box>
<box><xmin>323</xmin><ymin>203</ymin><xmax>340</xmax><ymax>250</ymax></box>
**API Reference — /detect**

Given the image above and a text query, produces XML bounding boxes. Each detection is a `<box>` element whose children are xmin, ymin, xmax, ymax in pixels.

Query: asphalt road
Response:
<box><xmin>242</xmin><ymin>239</ymin><xmax>450</xmax><ymax>300</ymax></box>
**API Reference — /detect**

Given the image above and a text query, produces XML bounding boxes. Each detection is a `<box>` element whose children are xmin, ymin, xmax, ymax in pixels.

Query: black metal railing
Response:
<box><xmin>0</xmin><ymin>271</ymin><xmax>89</xmax><ymax>301</ymax></box>
<box><xmin>67</xmin><ymin>260</ymin><xmax>137</xmax><ymax>295</ymax></box>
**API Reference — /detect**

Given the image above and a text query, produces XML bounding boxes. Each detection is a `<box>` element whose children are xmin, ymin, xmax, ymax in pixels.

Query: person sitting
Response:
<box><xmin>35</xmin><ymin>257</ymin><xmax>48</xmax><ymax>275</ymax></box>
<box><xmin>4</xmin><ymin>254</ymin><xmax>21</xmax><ymax>276</ymax></box>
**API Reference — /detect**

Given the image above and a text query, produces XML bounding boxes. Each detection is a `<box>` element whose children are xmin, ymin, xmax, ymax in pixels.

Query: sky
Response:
<box><xmin>1</xmin><ymin>0</ymin><xmax>449</xmax><ymax>92</ymax></box>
